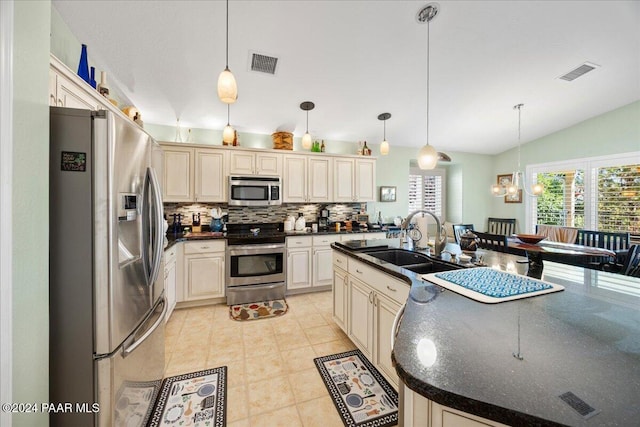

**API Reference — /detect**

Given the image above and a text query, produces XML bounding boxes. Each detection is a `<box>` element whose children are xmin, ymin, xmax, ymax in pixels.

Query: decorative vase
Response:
<box><xmin>89</xmin><ymin>67</ymin><xmax>97</xmax><ymax>89</ymax></box>
<box><xmin>77</xmin><ymin>44</ymin><xmax>90</xmax><ymax>85</ymax></box>
<box><xmin>211</xmin><ymin>218</ymin><xmax>224</xmax><ymax>232</ymax></box>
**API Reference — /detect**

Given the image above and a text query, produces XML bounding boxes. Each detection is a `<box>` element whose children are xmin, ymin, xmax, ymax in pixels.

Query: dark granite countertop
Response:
<box><xmin>332</xmin><ymin>239</ymin><xmax>640</xmax><ymax>426</ymax></box>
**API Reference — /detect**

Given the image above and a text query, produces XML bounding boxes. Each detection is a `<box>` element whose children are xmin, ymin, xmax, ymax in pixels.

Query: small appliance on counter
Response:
<box><xmin>318</xmin><ymin>208</ymin><xmax>330</xmax><ymax>228</ymax></box>
<box><xmin>355</xmin><ymin>213</ymin><xmax>369</xmax><ymax>229</ymax></box>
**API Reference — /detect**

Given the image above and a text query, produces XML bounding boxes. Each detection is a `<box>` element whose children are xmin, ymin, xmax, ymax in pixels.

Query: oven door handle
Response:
<box><xmin>228</xmin><ymin>243</ymin><xmax>285</xmax><ymax>254</ymax></box>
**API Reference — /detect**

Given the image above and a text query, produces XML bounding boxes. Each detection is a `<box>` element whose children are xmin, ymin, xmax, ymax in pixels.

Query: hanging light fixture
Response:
<box><xmin>416</xmin><ymin>3</ymin><xmax>441</xmax><ymax>170</ymax></box>
<box><xmin>217</xmin><ymin>0</ymin><xmax>238</xmax><ymax>104</ymax></box>
<box><xmin>378</xmin><ymin>113</ymin><xmax>391</xmax><ymax>155</ymax></box>
<box><xmin>223</xmin><ymin>104</ymin><xmax>235</xmax><ymax>144</ymax></box>
<box><xmin>300</xmin><ymin>101</ymin><xmax>315</xmax><ymax>150</ymax></box>
<box><xmin>491</xmin><ymin>104</ymin><xmax>544</xmax><ymax>197</ymax></box>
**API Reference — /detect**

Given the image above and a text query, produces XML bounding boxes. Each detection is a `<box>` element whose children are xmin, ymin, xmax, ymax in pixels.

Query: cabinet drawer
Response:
<box><xmin>164</xmin><ymin>245</ymin><xmax>177</xmax><ymax>263</ymax></box>
<box><xmin>184</xmin><ymin>240</ymin><xmax>225</xmax><ymax>254</ymax></box>
<box><xmin>333</xmin><ymin>251</ymin><xmax>349</xmax><ymax>270</ymax></box>
<box><xmin>287</xmin><ymin>236</ymin><xmax>312</xmax><ymax>248</ymax></box>
<box><xmin>312</xmin><ymin>235</ymin><xmax>341</xmax><ymax>247</ymax></box>
<box><xmin>348</xmin><ymin>259</ymin><xmax>409</xmax><ymax>305</ymax></box>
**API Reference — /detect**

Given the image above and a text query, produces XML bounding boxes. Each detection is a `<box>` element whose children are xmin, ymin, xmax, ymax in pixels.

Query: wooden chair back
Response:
<box><xmin>475</xmin><ymin>231</ymin><xmax>508</xmax><ymax>252</ymax></box>
<box><xmin>624</xmin><ymin>245</ymin><xmax>640</xmax><ymax>277</ymax></box>
<box><xmin>453</xmin><ymin>224</ymin><xmax>475</xmax><ymax>244</ymax></box>
<box><xmin>576</xmin><ymin>229</ymin><xmax>631</xmax><ymax>252</ymax></box>
<box><xmin>487</xmin><ymin>217</ymin><xmax>516</xmax><ymax>236</ymax></box>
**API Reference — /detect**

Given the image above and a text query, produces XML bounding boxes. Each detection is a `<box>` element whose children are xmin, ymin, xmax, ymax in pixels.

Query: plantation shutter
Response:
<box><xmin>593</xmin><ymin>164</ymin><xmax>640</xmax><ymax>236</ymax></box>
<box><xmin>408</xmin><ymin>168</ymin><xmax>445</xmax><ymax>219</ymax></box>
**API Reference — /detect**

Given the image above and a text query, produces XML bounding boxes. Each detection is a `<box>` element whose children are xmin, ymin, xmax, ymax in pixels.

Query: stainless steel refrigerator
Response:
<box><xmin>50</xmin><ymin>107</ymin><xmax>166</xmax><ymax>426</ymax></box>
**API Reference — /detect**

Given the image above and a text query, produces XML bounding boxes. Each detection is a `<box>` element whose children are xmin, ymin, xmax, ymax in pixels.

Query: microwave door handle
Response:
<box><xmin>146</xmin><ymin>167</ymin><xmax>164</xmax><ymax>288</ymax></box>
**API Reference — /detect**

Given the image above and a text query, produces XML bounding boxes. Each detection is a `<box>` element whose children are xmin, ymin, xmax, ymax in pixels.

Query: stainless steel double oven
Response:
<box><xmin>225</xmin><ymin>224</ymin><xmax>286</xmax><ymax>305</ymax></box>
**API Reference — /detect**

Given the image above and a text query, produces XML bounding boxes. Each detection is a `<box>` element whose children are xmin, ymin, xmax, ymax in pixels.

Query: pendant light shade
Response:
<box><xmin>223</xmin><ymin>104</ymin><xmax>234</xmax><ymax>144</ymax></box>
<box><xmin>417</xmin><ymin>3</ymin><xmax>443</xmax><ymax>170</ymax></box>
<box><xmin>218</xmin><ymin>68</ymin><xmax>237</xmax><ymax>104</ymax></box>
<box><xmin>418</xmin><ymin>143</ymin><xmax>438</xmax><ymax>170</ymax></box>
<box><xmin>217</xmin><ymin>0</ymin><xmax>237</xmax><ymax>104</ymax></box>
<box><xmin>300</xmin><ymin>101</ymin><xmax>315</xmax><ymax>150</ymax></box>
<box><xmin>378</xmin><ymin>112</ymin><xmax>391</xmax><ymax>155</ymax></box>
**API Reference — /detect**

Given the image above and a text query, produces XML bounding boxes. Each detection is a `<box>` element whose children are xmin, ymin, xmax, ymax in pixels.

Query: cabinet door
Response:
<box><xmin>228</xmin><ymin>151</ymin><xmax>255</xmax><ymax>175</ymax></box>
<box><xmin>163</xmin><ymin>147</ymin><xmax>194</xmax><ymax>202</ymax></box>
<box><xmin>334</xmin><ymin>158</ymin><xmax>355</xmax><ymax>202</ymax></box>
<box><xmin>185</xmin><ymin>253</ymin><xmax>225</xmax><ymax>300</ymax></box>
<box><xmin>308</xmin><ymin>156</ymin><xmax>332</xmax><ymax>202</ymax></box>
<box><xmin>355</xmin><ymin>158</ymin><xmax>376</xmax><ymax>202</ymax></box>
<box><xmin>164</xmin><ymin>259</ymin><xmax>177</xmax><ymax>322</ymax></box>
<box><xmin>374</xmin><ymin>292</ymin><xmax>401</xmax><ymax>387</ymax></box>
<box><xmin>332</xmin><ymin>267</ymin><xmax>348</xmax><ymax>332</ymax></box>
<box><xmin>56</xmin><ymin>72</ymin><xmax>99</xmax><ymax>110</ymax></box>
<box><xmin>49</xmin><ymin>69</ymin><xmax>59</xmax><ymax>106</ymax></box>
<box><xmin>256</xmin><ymin>152</ymin><xmax>282</xmax><ymax>176</ymax></box>
<box><xmin>283</xmin><ymin>155</ymin><xmax>308</xmax><ymax>202</ymax></box>
<box><xmin>195</xmin><ymin>149</ymin><xmax>226</xmax><ymax>202</ymax></box>
<box><xmin>287</xmin><ymin>247</ymin><xmax>312</xmax><ymax>290</ymax></box>
<box><xmin>313</xmin><ymin>247</ymin><xmax>334</xmax><ymax>287</ymax></box>
<box><xmin>348</xmin><ymin>277</ymin><xmax>373</xmax><ymax>358</ymax></box>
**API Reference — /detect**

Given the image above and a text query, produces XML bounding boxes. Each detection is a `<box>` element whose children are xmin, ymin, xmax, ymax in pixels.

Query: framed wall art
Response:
<box><xmin>379</xmin><ymin>186</ymin><xmax>396</xmax><ymax>202</ymax></box>
<box><xmin>505</xmin><ymin>189</ymin><xmax>523</xmax><ymax>203</ymax></box>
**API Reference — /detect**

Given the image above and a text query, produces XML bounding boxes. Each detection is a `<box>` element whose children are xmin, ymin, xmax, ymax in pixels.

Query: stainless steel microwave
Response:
<box><xmin>228</xmin><ymin>175</ymin><xmax>282</xmax><ymax>206</ymax></box>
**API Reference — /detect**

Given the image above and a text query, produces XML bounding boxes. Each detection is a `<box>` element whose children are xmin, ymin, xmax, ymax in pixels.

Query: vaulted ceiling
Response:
<box><xmin>53</xmin><ymin>0</ymin><xmax>640</xmax><ymax>154</ymax></box>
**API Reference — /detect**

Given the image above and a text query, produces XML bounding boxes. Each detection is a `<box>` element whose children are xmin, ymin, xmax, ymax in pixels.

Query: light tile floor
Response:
<box><xmin>164</xmin><ymin>290</ymin><xmax>356</xmax><ymax>426</ymax></box>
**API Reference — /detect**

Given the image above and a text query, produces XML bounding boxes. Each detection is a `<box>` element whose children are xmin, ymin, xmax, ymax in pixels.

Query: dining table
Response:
<box><xmin>506</xmin><ymin>237</ymin><xmax>616</xmax><ymax>278</ymax></box>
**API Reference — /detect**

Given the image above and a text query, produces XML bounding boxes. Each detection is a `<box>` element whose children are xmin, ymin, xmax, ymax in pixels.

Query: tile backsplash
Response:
<box><xmin>164</xmin><ymin>202</ymin><xmax>367</xmax><ymax>226</ymax></box>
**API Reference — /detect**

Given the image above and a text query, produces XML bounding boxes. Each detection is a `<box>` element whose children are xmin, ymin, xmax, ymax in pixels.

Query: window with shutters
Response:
<box><xmin>529</xmin><ymin>153</ymin><xmax>640</xmax><ymax>241</ymax></box>
<box><xmin>408</xmin><ymin>167</ymin><xmax>446</xmax><ymax>219</ymax></box>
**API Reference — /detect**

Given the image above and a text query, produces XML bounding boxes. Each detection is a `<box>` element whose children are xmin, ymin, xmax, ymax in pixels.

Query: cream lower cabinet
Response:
<box><xmin>286</xmin><ymin>237</ymin><xmax>312</xmax><ymax>291</ymax></box>
<box><xmin>164</xmin><ymin>244</ymin><xmax>178</xmax><ymax>322</ymax></box>
<box><xmin>401</xmin><ymin>383</ymin><xmax>509</xmax><ymax>427</ymax></box>
<box><xmin>335</xmin><ymin>253</ymin><xmax>408</xmax><ymax>388</ymax></box>
<box><xmin>182</xmin><ymin>241</ymin><xmax>225</xmax><ymax>302</ymax></box>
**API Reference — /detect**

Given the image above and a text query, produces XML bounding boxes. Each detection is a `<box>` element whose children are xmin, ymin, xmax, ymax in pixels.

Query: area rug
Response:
<box><xmin>147</xmin><ymin>366</ymin><xmax>226</xmax><ymax>427</ymax></box>
<box><xmin>314</xmin><ymin>349</ymin><xmax>398</xmax><ymax>427</ymax></box>
<box><xmin>229</xmin><ymin>299</ymin><xmax>288</xmax><ymax>321</ymax></box>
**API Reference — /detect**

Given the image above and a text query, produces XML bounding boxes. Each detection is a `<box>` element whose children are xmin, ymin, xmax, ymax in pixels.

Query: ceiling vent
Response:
<box><xmin>558</xmin><ymin>62</ymin><xmax>599</xmax><ymax>81</ymax></box>
<box><xmin>249</xmin><ymin>51</ymin><xmax>279</xmax><ymax>75</ymax></box>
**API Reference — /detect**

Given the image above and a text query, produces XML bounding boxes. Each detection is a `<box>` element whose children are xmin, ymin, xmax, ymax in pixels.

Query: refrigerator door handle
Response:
<box><xmin>146</xmin><ymin>166</ymin><xmax>164</xmax><ymax>288</ymax></box>
<box><xmin>122</xmin><ymin>297</ymin><xmax>167</xmax><ymax>358</ymax></box>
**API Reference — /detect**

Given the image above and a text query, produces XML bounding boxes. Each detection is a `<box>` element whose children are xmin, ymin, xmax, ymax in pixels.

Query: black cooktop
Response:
<box><xmin>225</xmin><ymin>223</ymin><xmax>286</xmax><ymax>245</ymax></box>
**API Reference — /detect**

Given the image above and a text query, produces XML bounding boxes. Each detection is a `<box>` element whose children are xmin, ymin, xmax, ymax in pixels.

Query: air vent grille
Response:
<box><xmin>559</xmin><ymin>62</ymin><xmax>599</xmax><ymax>81</ymax></box>
<box><xmin>250</xmin><ymin>53</ymin><xmax>278</xmax><ymax>75</ymax></box>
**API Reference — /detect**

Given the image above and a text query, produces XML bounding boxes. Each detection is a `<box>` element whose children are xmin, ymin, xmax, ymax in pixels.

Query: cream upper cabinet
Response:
<box><xmin>162</xmin><ymin>146</ymin><xmax>194</xmax><ymax>202</ymax></box>
<box><xmin>228</xmin><ymin>150</ymin><xmax>282</xmax><ymax>176</ymax></box>
<box><xmin>49</xmin><ymin>66</ymin><xmax>100</xmax><ymax>110</ymax></box>
<box><xmin>283</xmin><ymin>154</ymin><xmax>332</xmax><ymax>203</ymax></box>
<box><xmin>334</xmin><ymin>158</ymin><xmax>376</xmax><ymax>202</ymax></box>
<box><xmin>195</xmin><ymin>148</ymin><xmax>227</xmax><ymax>202</ymax></box>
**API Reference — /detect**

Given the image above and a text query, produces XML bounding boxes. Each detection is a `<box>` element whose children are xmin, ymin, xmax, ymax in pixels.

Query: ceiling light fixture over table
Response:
<box><xmin>416</xmin><ymin>3</ymin><xmax>449</xmax><ymax>170</ymax></box>
<box><xmin>300</xmin><ymin>101</ymin><xmax>315</xmax><ymax>150</ymax></box>
<box><xmin>217</xmin><ymin>0</ymin><xmax>238</xmax><ymax>104</ymax></box>
<box><xmin>378</xmin><ymin>113</ymin><xmax>391</xmax><ymax>155</ymax></box>
<box><xmin>491</xmin><ymin>104</ymin><xmax>544</xmax><ymax>198</ymax></box>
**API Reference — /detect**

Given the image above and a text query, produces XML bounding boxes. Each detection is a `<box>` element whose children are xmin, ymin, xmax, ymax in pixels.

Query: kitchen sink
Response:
<box><xmin>366</xmin><ymin>249</ymin><xmax>461</xmax><ymax>273</ymax></box>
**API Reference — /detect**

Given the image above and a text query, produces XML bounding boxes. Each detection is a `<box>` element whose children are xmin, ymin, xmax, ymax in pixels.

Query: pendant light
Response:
<box><xmin>223</xmin><ymin>104</ymin><xmax>234</xmax><ymax>144</ymax></box>
<box><xmin>217</xmin><ymin>0</ymin><xmax>237</xmax><ymax>104</ymax></box>
<box><xmin>417</xmin><ymin>3</ymin><xmax>440</xmax><ymax>170</ymax></box>
<box><xmin>300</xmin><ymin>101</ymin><xmax>315</xmax><ymax>150</ymax></box>
<box><xmin>378</xmin><ymin>113</ymin><xmax>391</xmax><ymax>155</ymax></box>
<box><xmin>491</xmin><ymin>104</ymin><xmax>544</xmax><ymax>197</ymax></box>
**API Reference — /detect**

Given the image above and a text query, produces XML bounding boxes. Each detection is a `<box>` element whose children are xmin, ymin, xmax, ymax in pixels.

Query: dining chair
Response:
<box><xmin>453</xmin><ymin>224</ymin><xmax>474</xmax><ymax>244</ymax></box>
<box><xmin>487</xmin><ymin>217</ymin><xmax>516</xmax><ymax>236</ymax></box>
<box><xmin>475</xmin><ymin>231</ymin><xmax>508</xmax><ymax>252</ymax></box>
<box><xmin>603</xmin><ymin>245</ymin><xmax>640</xmax><ymax>277</ymax></box>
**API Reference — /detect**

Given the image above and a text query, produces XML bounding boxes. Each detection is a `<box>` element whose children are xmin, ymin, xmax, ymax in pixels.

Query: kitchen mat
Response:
<box><xmin>314</xmin><ymin>349</ymin><xmax>398</xmax><ymax>427</ymax></box>
<box><xmin>147</xmin><ymin>366</ymin><xmax>226</xmax><ymax>427</ymax></box>
<box><xmin>424</xmin><ymin>267</ymin><xmax>564</xmax><ymax>303</ymax></box>
<box><xmin>229</xmin><ymin>298</ymin><xmax>288</xmax><ymax>321</ymax></box>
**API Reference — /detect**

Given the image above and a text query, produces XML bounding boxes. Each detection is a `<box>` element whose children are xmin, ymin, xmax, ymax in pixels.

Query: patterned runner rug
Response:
<box><xmin>314</xmin><ymin>349</ymin><xmax>398</xmax><ymax>427</ymax></box>
<box><xmin>229</xmin><ymin>299</ymin><xmax>288</xmax><ymax>321</ymax></box>
<box><xmin>148</xmin><ymin>366</ymin><xmax>226</xmax><ymax>427</ymax></box>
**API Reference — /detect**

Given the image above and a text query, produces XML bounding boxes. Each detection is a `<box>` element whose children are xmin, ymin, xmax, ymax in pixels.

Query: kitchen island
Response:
<box><xmin>332</xmin><ymin>240</ymin><xmax>640</xmax><ymax>426</ymax></box>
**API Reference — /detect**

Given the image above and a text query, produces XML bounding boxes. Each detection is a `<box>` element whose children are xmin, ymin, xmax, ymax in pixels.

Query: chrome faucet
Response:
<box><xmin>400</xmin><ymin>210</ymin><xmax>447</xmax><ymax>257</ymax></box>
